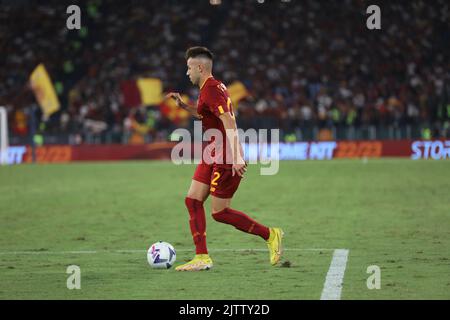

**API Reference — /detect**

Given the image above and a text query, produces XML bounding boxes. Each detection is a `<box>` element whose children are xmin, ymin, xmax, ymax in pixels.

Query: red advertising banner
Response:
<box><xmin>7</xmin><ymin>140</ymin><xmax>450</xmax><ymax>164</ymax></box>
<box><xmin>22</xmin><ymin>143</ymin><xmax>175</xmax><ymax>163</ymax></box>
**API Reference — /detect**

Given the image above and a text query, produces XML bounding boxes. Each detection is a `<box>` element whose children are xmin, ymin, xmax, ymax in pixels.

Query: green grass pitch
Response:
<box><xmin>0</xmin><ymin>159</ymin><xmax>449</xmax><ymax>299</ymax></box>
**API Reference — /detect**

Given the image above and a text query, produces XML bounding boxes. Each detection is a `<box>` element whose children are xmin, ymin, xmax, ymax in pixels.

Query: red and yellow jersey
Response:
<box><xmin>197</xmin><ymin>76</ymin><xmax>235</xmax><ymax>167</ymax></box>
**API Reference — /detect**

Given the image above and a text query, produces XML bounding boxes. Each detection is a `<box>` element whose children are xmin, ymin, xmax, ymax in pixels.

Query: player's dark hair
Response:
<box><xmin>185</xmin><ymin>46</ymin><xmax>214</xmax><ymax>61</ymax></box>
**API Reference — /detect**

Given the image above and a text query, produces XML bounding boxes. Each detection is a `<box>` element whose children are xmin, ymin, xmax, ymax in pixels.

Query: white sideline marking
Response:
<box><xmin>320</xmin><ymin>249</ymin><xmax>349</xmax><ymax>300</ymax></box>
<box><xmin>0</xmin><ymin>248</ymin><xmax>335</xmax><ymax>255</ymax></box>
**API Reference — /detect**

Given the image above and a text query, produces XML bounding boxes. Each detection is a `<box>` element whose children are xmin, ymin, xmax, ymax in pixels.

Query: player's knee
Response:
<box><xmin>185</xmin><ymin>197</ymin><xmax>202</xmax><ymax>210</ymax></box>
<box><xmin>212</xmin><ymin>208</ymin><xmax>228</xmax><ymax>222</ymax></box>
<box><xmin>186</xmin><ymin>191</ymin><xmax>205</xmax><ymax>202</ymax></box>
<box><xmin>186</xmin><ymin>190</ymin><xmax>196</xmax><ymax>200</ymax></box>
<box><xmin>211</xmin><ymin>204</ymin><xmax>226</xmax><ymax>216</ymax></box>
<box><xmin>211</xmin><ymin>197</ymin><xmax>230</xmax><ymax>214</ymax></box>
<box><xmin>187</xmin><ymin>187</ymin><xmax>209</xmax><ymax>202</ymax></box>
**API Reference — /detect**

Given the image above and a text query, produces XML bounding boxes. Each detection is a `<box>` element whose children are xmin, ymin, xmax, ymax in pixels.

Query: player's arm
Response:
<box><xmin>166</xmin><ymin>92</ymin><xmax>203</xmax><ymax>119</ymax></box>
<box><xmin>219</xmin><ymin>112</ymin><xmax>247</xmax><ymax>177</ymax></box>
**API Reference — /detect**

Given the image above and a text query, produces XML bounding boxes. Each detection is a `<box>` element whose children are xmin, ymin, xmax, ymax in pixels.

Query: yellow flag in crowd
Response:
<box><xmin>29</xmin><ymin>64</ymin><xmax>60</xmax><ymax>117</ymax></box>
<box><xmin>160</xmin><ymin>94</ymin><xmax>190</xmax><ymax>123</ymax></box>
<box><xmin>227</xmin><ymin>81</ymin><xmax>249</xmax><ymax>109</ymax></box>
<box><xmin>137</xmin><ymin>78</ymin><xmax>163</xmax><ymax>106</ymax></box>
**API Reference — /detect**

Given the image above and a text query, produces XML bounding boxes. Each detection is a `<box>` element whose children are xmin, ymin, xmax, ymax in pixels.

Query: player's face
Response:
<box><xmin>186</xmin><ymin>58</ymin><xmax>200</xmax><ymax>85</ymax></box>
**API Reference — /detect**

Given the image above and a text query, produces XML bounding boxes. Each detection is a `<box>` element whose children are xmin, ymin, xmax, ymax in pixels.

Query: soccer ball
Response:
<box><xmin>147</xmin><ymin>241</ymin><xmax>176</xmax><ymax>269</ymax></box>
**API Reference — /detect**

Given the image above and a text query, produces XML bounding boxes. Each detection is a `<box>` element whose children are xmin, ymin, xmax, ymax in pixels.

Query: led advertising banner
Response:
<box><xmin>6</xmin><ymin>140</ymin><xmax>450</xmax><ymax>164</ymax></box>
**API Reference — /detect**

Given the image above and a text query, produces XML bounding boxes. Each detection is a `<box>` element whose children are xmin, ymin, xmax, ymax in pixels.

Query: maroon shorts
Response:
<box><xmin>192</xmin><ymin>163</ymin><xmax>242</xmax><ymax>199</ymax></box>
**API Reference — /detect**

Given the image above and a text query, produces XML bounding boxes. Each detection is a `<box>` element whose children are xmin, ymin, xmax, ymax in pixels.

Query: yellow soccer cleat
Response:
<box><xmin>175</xmin><ymin>254</ymin><xmax>213</xmax><ymax>271</ymax></box>
<box><xmin>266</xmin><ymin>227</ymin><xmax>284</xmax><ymax>266</ymax></box>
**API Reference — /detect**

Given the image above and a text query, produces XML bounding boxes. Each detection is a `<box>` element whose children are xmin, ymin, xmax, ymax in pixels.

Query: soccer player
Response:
<box><xmin>167</xmin><ymin>46</ymin><xmax>283</xmax><ymax>271</ymax></box>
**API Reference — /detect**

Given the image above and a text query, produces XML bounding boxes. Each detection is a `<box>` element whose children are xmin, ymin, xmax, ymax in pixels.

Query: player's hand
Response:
<box><xmin>166</xmin><ymin>92</ymin><xmax>203</xmax><ymax>119</ymax></box>
<box><xmin>232</xmin><ymin>160</ymin><xmax>247</xmax><ymax>178</ymax></box>
<box><xmin>166</xmin><ymin>92</ymin><xmax>183</xmax><ymax>107</ymax></box>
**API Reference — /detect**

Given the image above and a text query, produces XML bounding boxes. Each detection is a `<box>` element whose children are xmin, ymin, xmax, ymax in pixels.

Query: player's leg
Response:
<box><xmin>185</xmin><ymin>179</ymin><xmax>209</xmax><ymax>255</ymax></box>
<box><xmin>211</xmin><ymin>195</ymin><xmax>270</xmax><ymax>241</ymax></box>
<box><xmin>210</xmin><ymin>166</ymin><xmax>284</xmax><ymax>266</ymax></box>
<box><xmin>211</xmin><ymin>195</ymin><xmax>284</xmax><ymax>265</ymax></box>
<box><xmin>176</xmin><ymin>164</ymin><xmax>213</xmax><ymax>271</ymax></box>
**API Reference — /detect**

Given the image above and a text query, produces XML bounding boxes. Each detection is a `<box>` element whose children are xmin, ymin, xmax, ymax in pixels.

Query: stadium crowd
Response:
<box><xmin>1</xmin><ymin>0</ymin><xmax>449</xmax><ymax>144</ymax></box>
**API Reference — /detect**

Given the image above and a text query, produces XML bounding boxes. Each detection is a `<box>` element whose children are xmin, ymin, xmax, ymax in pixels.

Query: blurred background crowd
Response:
<box><xmin>1</xmin><ymin>0</ymin><xmax>449</xmax><ymax>145</ymax></box>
